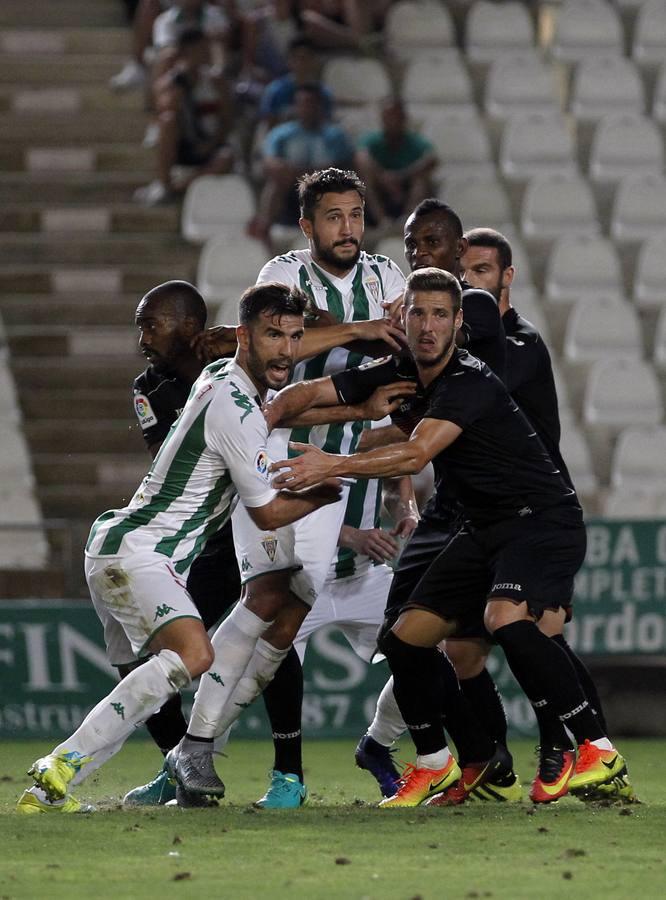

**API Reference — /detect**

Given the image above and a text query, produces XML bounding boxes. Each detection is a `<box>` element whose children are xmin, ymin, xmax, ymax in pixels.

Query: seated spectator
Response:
<box><xmin>258</xmin><ymin>34</ymin><xmax>334</xmax><ymax>128</ymax></box>
<box><xmin>354</xmin><ymin>97</ymin><xmax>437</xmax><ymax>228</ymax></box>
<box><xmin>248</xmin><ymin>82</ymin><xmax>353</xmax><ymax>243</ymax></box>
<box><xmin>238</xmin><ymin>0</ymin><xmax>302</xmax><ymax>97</ymax></box>
<box><xmin>299</xmin><ymin>0</ymin><xmax>391</xmax><ymax>52</ymax></box>
<box><xmin>134</xmin><ymin>27</ymin><xmax>234</xmax><ymax>206</ymax></box>
<box><xmin>110</xmin><ymin>0</ymin><xmax>162</xmax><ymax>92</ymax></box>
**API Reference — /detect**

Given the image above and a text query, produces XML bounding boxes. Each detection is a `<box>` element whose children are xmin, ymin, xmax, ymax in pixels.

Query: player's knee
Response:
<box><xmin>444</xmin><ymin>640</ymin><xmax>487</xmax><ymax>679</ymax></box>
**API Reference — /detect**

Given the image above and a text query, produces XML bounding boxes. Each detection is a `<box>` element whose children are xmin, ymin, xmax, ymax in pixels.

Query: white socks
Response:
<box><xmin>213</xmin><ymin>639</ymin><xmax>290</xmax><ymax>737</ymax></box>
<box><xmin>367</xmin><ymin>676</ymin><xmax>407</xmax><ymax>747</ymax></box>
<box><xmin>187</xmin><ymin>603</ymin><xmax>270</xmax><ymax>739</ymax></box>
<box><xmin>417</xmin><ymin>748</ymin><xmax>451</xmax><ymax>770</ymax></box>
<box><xmin>53</xmin><ymin>649</ymin><xmax>191</xmax><ymax>777</ymax></box>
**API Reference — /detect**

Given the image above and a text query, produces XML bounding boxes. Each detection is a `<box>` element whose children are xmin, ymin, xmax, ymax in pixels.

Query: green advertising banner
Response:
<box><xmin>1</xmin><ymin>520</ymin><xmax>665</xmax><ymax>740</ymax></box>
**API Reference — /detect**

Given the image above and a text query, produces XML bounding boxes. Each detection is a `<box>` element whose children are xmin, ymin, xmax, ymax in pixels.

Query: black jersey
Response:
<box><xmin>503</xmin><ymin>307</ymin><xmax>573</xmax><ymax>489</ymax></box>
<box><xmin>459</xmin><ymin>281</ymin><xmax>506</xmax><ymax>385</ymax></box>
<box><xmin>333</xmin><ymin>349</ymin><xmax>578</xmax><ymax>528</ymax></box>
<box><xmin>132</xmin><ymin>366</ymin><xmax>193</xmax><ymax>449</ymax></box>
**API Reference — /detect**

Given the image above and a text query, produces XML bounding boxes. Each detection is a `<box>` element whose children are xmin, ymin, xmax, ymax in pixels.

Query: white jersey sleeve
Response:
<box><xmin>205</xmin><ymin>384</ymin><xmax>276</xmax><ymax>509</ymax></box>
<box><xmin>256</xmin><ymin>255</ymin><xmax>297</xmax><ymax>286</ymax></box>
<box><xmin>378</xmin><ymin>256</ymin><xmax>407</xmax><ymax>305</ymax></box>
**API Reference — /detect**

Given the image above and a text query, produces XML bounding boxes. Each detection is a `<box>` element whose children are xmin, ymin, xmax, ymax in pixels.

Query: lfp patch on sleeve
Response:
<box><xmin>134</xmin><ymin>393</ymin><xmax>157</xmax><ymax>430</ymax></box>
<box><xmin>254</xmin><ymin>448</ymin><xmax>270</xmax><ymax>483</ymax></box>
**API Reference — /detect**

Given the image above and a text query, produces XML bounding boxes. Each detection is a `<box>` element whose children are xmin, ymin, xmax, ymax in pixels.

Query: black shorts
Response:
<box><xmin>186</xmin><ymin>520</ymin><xmax>241</xmax><ymax>630</ymax></box>
<box><xmin>385</xmin><ymin>505</ymin><xmax>586</xmax><ymax>638</ymax></box>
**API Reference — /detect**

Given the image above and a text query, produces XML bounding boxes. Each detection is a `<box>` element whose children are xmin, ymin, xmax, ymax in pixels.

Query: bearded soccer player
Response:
<box><xmin>18</xmin><ymin>283</ymin><xmax>341</xmax><ymax>814</ymax></box>
<box><xmin>266</xmin><ymin>267</ymin><xmax>629</xmax><ymax>808</ymax></box>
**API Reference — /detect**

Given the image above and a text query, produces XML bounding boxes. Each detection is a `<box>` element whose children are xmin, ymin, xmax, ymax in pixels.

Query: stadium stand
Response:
<box><xmin>1</xmin><ymin>0</ymin><xmax>665</xmax><ymax>601</ymax></box>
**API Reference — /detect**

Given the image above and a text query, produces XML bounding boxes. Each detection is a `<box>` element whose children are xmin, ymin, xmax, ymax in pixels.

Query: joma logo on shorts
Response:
<box><xmin>492</xmin><ymin>583</ymin><xmax>522</xmax><ymax>592</ymax></box>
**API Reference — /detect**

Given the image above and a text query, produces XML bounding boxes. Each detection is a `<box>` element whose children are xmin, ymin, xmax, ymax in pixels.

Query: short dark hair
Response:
<box><xmin>298</xmin><ymin>167</ymin><xmax>366</xmax><ymax>220</ymax></box>
<box><xmin>464</xmin><ymin>227</ymin><xmax>513</xmax><ymax>270</ymax></box>
<box><xmin>141</xmin><ymin>280</ymin><xmax>207</xmax><ymax>329</ymax></box>
<box><xmin>238</xmin><ymin>282</ymin><xmax>308</xmax><ymax>325</ymax></box>
<box><xmin>404</xmin><ymin>267</ymin><xmax>462</xmax><ymax>314</ymax></box>
<box><xmin>410</xmin><ymin>199</ymin><xmax>463</xmax><ymax>239</ymax></box>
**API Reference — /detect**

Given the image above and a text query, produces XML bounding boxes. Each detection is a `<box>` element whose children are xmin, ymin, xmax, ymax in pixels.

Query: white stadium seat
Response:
<box><xmin>521</xmin><ymin>174</ymin><xmax>599</xmax><ymax>240</ymax></box>
<box><xmin>197</xmin><ymin>235</ymin><xmax>270</xmax><ymax>317</ymax></box>
<box><xmin>559</xmin><ymin>424</ymin><xmax>599</xmax><ymax>495</ymax></box>
<box><xmin>374</xmin><ymin>237</ymin><xmax>408</xmax><ymax>275</ymax></box>
<box><xmin>499</xmin><ymin>112</ymin><xmax>577</xmax><ymax>182</ymax></box>
<box><xmin>583</xmin><ymin>358</ymin><xmax>663</xmax><ymax>428</ymax></box>
<box><xmin>181</xmin><ymin>174</ymin><xmax>255</xmax><ymax>244</ymax></box>
<box><xmin>439</xmin><ymin>173</ymin><xmax>513</xmax><ymax>231</ymax></box>
<box><xmin>423</xmin><ymin>109</ymin><xmax>494</xmax><ymax>178</ymax></box>
<box><xmin>403</xmin><ymin>51</ymin><xmax>474</xmax><ymax>107</ymax></box>
<box><xmin>603</xmin><ymin>487</ymin><xmax>661</xmax><ymax>518</ymax></box>
<box><xmin>465</xmin><ymin>0</ymin><xmax>535</xmax><ymax>63</ymax></box>
<box><xmin>610</xmin><ymin>174</ymin><xmax>666</xmax><ymax>243</ymax></box>
<box><xmin>563</xmin><ymin>298</ymin><xmax>642</xmax><ymax>364</ymax></box>
<box><xmin>569</xmin><ymin>56</ymin><xmax>645</xmax><ymax>121</ymax></box>
<box><xmin>484</xmin><ymin>52</ymin><xmax>562</xmax><ymax>120</ymax></box>
<box><xmin>385</xmin><ymin>1</ymin><xmax>455</xmax><ymax>61</ymax></box>
<box><xmin>588</xmin><ymin>113</ymin><xmax>663</xmax><ymax>184</ymax></box>
<box><xmin>633</xmin><ymin>231</ymin><xmax>666</xmax><ymax>309</ymax></box>
<box><xmin>652</xmin><ymin>62</ymin><xmax>666</xmax><ymax>123</ymax></box>
<box><xmin>610</xmin><ymin>426</ymin><xmax>666</xmax><ymax>488</ymax></box>
<box><xmin>551</xmin><ymin>0</ymin><xmax>623</xmax><ymax>63</ymax></box>
<box><xmin>322</xmin><ymin>57</ymin><xmax>390</xmax><ymax>105</ymax></box>
<box><xmin>544</xmin><ymin>234</ymin><xmax>624</xmax><ymax>306</ymax></box>
<box><xmin>632</xmin><ymin>0</ymin><xmax>666</xmax><ymax>66</ymax></box>
<box><xmin>653</xmin><ymin>306</ymin><xmax>666</xmax><ymax>367</ymax></box>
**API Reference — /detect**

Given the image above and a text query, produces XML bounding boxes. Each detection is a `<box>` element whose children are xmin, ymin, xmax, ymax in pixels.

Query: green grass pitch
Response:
<box><xmin>0</xmin><ymin>738</ymin><xmax>664</xmax><ymax>900</ymax></box>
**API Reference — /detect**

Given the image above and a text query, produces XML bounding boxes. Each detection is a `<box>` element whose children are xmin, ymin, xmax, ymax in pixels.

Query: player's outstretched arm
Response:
<box><xmin>248</xmin><ymin>480</ymin><xmax>343</xmax><ymax>532</ymax></box>
<box><xmin>270</xmin><ymin>417</ymin><xmax>462</xmax><ymax>489</ymax></box>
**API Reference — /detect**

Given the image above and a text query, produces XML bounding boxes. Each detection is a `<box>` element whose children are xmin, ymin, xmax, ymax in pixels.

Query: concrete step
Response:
<box><xmin>0</xmin><ymin>28</ymin><xmax>131</xmax><ymax>55</ymax></box>
<box><xmin>1</xmin><ymin>144</ymin><xmax>156</xmax><ymax>174</ymax></box>
<box><xmin>0</xmin><ymin>203</ymin><xmax>178</xmax><ymax>234</ymax></box>
<box><xmin>0</xmin><ymin>172</ymin><xmax>154</xmax><ymax>204</ymax></box>
<box><xmin>24</xmin><ymin>419</ymin><xmax>140</xmax><ymax>454</ymax></box>
<box><xmin>0</xmin><ymin>263</ymin><xmax>194</xmax><ymax>294</ymax></box>
<box><xmin>0</xmin><ymin>111</ymin><xmax>146</xmax><ymax>143</ymax></box>
<box><xmin>0</xmin><ymin>1</ymin><xmax>125</xmax><ymax>28</ymax></box>
<box><xmin>7</xmin><ymin>325</ymin><xmax>138</xmax><ymax>358</ymax></box>
<box><xmin>0</xmin><ymin>568</ymin><xmax>67</xmax><ymax>600</ymax></box>
<box><xmin>24</xmin><ymin>389</ymin><xmax>136</xmax><ymax>421</ymax></box>
<box><xmin>0</xmin><ymin>84</ymin><xmax>144</xmax><ymax>114</ymax></box>
<box><xmin>38</xmin><ymin>485</ymin><xmax>137</xmax><ymax>520</ymax></box>
<box><xmin>12</xmin><ymin>356</ymin><xmax>141</xmax><ymax>390</ymax></box>
<box><xmin>0</xmin><ymin>54</ymin><xmax>127</xmax><ymax>84</ymax></box>
<box><xmin>0</xmin><ymin>234</ymin><xmax>198</xmax><ymax>265</ymax></box>
<box><xmin>34</xmin><ymin>452</ymin><xmax>147</xmax><ymax>486</ymax></box>
<box><xmin>0</xmin><ymin>293</ymin><xmax>141</xmax><ymax>326</ymax></box>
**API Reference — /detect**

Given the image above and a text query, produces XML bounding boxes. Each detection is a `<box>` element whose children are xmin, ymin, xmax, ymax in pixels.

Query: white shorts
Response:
<box><xmin>293</xmin><ymin>563</ymin><xmax>393</xmax><ymax>662</ymax></box>
<box><xmin>232</xmin><ymin>487</ymin><xmax>349</xmax><ymax>608</ymax></box>
<box><xmin>85</xmin><ymin>551</ymin><xmax>202</xmax><ymax>666</ymax></box>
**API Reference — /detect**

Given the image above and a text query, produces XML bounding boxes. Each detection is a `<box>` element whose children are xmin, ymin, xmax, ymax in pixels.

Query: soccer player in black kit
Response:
<box><xmin>461</xmin><ymin>227</ymin><xmax>634</xmax><ymax>802</ymax></box>
<box><xmin>266</xmin><ymin>266</ymin><xmax>629</xmax><ymax>807</ymax></box>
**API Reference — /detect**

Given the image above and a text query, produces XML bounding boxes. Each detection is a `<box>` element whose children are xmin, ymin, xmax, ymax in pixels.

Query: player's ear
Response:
<box><xmin>299</xmin><ymin>216</ymin><xmax>313</xmax><ymax>241</ymax></box>
<box><xmin>456</xmin><ymin>236</ymin><xmax>468</xmax><ymax>265</ymax></box>
<box><xmin>502</xmin><ymin>265</ymin><xmax>515</xmax><ymax>289</ymax></box>
<box><xmin>236</xmin><ymin>323</ymin><xmax>250</xmax><ymax>351</ymax></box>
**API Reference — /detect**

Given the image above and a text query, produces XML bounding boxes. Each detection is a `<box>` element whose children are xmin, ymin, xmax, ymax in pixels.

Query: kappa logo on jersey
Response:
<box><xmin>134</xmin><ymin>393</ymin><xmax>157</xmax><ymax>430</ymax></box>
<box><xmin>230</xmin><ymin>383</ymin><xmax>254</xmax><ymax>422</ymax></box>
<box><xmin>254</xmin><ymin>449</ymin><xmax>270</xmax><ymax>482</ymax></box>
<box><xmin>261</xmin><ymin>535</ymin><xmax>278</xmax><ymax>562</ymax></box>
<box><xmin>365</xmin><ymin>278</ymin><xmax>380</xmax><ymax>302</ymax></box>
<box><xmin>240</xmin><ymin>556</ymin><xmax>252</xmax><ymax>574</ymax></box>
<box><xmin>154</xmin><ymin>603</ymin><xmax>176</xmax><ymax>621</ymax></box>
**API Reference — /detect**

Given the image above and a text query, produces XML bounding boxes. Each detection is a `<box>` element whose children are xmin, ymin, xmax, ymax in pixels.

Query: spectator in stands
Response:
<box><xmin>134</xmin><ymin>27</ymin><xmax>234</xmax><ymax>206</ymax></box>
<box><xmin>258</xmin><ymin>35</ymin><xmax>334</xmax><ymax>128</ymax></box>
<box><xmin>237</xmin><ymin>1</ymin><xmax>303</xmax><ymax>100</ymax></box>
<box><xmin>247</xmin><ymin>83</ymin><xmax>354</xmax><ymax>244</ymax></box>
<box><xmin>354</xmin><ymin>97</ymin><xmax>437</xmax><ymax>229</ymax></box>
<box><xmin>299</xmin><ymin>0</ymin><xmax>391</xmax><ymax>52</ymax></box>
<box><xmin>110</xmin><ymin>0</ymin><xmax>162</xmax><ymax>92</ymax></box>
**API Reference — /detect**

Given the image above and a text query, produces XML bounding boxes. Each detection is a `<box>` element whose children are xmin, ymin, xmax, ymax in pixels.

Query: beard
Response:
<box><xmin>412</xmin><ymin>332</ymin><xmax>457</xmax><ymax>368</ymax></box>
<box><xmin>312</xmin><ymin>232</ymin><xmax>362</xmax><ymax>272</ymax></box>
<box><xmin>246</xmin><ymin>346</ymin><xmax>294</xmax><ymax>391</ymax></box>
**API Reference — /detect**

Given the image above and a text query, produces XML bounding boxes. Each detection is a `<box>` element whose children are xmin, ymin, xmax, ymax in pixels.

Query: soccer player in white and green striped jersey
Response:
<box><xmin>22</xmin><ymin>282</ymin><xmax>342</xmax><ymax>813</ymax></box>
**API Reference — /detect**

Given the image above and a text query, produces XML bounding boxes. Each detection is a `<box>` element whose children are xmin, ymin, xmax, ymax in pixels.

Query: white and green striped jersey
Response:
<box><xmin>86</xmin><ymin>359</ymin><xmax>276</xmax><ymax>575</ymax></box>
<box><xmin>258</xmin><ymin>248</ymin><xmax>405</xmax><ymax>580</ymax></box>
